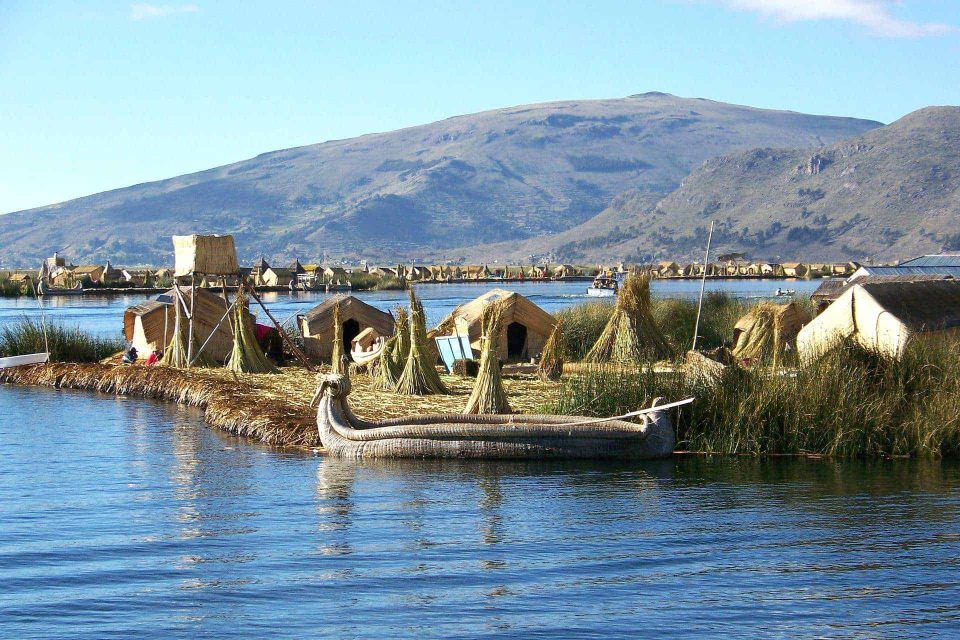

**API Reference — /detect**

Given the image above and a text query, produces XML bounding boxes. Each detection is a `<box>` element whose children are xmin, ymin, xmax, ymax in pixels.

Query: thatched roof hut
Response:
<box><xmin>123</xmin><ymin>287</ymin><xmax>250</xmax><ymax>362</ymax></box>
<box><xmin>798</xmin><ymin>280</ymin><xmax>960</xmax><ymax>361</ymax></box>
<box><xmin>298</xmin><ymin>295</ymin><xmax>394</xmax><ymax>363</ymax></box>
<box><xmin>173</xmin><ymin>234</ymin><xmax>238</xmax><ymax>277</ymax></box>
<box><xmin>261</xmin><ymin>267</ymin><xmax>293</xmax><ymax>287</ymax></box>
<box><xmin>433</xmin><ymin>289</ymin><xmax>556</xmax><ymax>362</ymax></box>
<box><xmin>811</xmin><ymin>274</ymin><xmax>952</xmax><ymax>315</ymax></box>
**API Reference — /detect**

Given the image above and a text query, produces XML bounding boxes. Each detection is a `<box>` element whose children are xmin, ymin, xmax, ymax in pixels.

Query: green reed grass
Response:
<box><xmin>0</xmin><ymin>318</ymin><xmax>125</xmax><ymax>363</ymax></box>
<box><xmin>544</xmin><ymin>338</ymin><xmax>960</xmax><ymax>458</ymax></box>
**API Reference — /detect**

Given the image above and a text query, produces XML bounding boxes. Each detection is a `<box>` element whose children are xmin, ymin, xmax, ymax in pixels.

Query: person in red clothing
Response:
<box><xmin>145</xmin><ymin>349</ymin><xmax>161</xmax><ymax>365</ymax></box>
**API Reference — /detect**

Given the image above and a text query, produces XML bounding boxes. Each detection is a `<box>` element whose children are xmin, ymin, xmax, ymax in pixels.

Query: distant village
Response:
<box><xmin>0</xmin><ymin>250</ymin><xmax>875</xmax><ymax>296</ymax></box>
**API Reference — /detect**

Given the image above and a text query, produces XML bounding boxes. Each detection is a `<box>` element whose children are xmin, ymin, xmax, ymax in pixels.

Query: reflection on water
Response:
<box><xmin>2</xmin><ymin>385</ymin><xmax>960</xmax><ymax>638</ymax></box>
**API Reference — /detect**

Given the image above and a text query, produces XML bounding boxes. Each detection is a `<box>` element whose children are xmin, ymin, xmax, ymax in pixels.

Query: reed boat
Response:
<box><xmin>313</xmin><ymin>373</ymin><xmax>688</xmax><ymax>460</ymax></box>
<box><xmin>349</xmin><ymin>335</ymin><xmax>386</xmax><ymax>367</ymax></box>
<box><xmin>0</xmin><ymin>352</ymin><xmax>50</xmax><ymax>369</ymax></box>
<box><xmin>37</xmin><ymin>281</ymin><xmax>83</xmax><ymax>296</ymax></box>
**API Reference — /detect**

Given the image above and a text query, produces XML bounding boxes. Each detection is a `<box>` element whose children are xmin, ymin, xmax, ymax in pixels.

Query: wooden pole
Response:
<box><xmin>692</xmin><ymin>221</ymin><xmax>715</xmax><ymax>353</ymax></box>
<box><xmin>244</xmin><ymin>279</ymin><xmax>314</xmax><ymax>371</ymax></box>
<box><xmin>187</xmin><ymin>274</ymin><xmax>196</xmax><ymax>367</ymax></box>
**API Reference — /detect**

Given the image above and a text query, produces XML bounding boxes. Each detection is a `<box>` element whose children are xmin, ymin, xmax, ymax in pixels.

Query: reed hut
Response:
<box><xmin>173</xmin><ymin>235</ymin><xmax>239</xmax><ymax>278</ymax></box>
<box><xmin>298</xmin><ymin>295</ymin><xmax>394</xmax><ymax>363</ymax></box>
<box><xmin>261</xmin><ymin>267</ymin><xmax>293</xmax><ymax>287</ymax></box>
<box><xmin>781</xmin><ymin>262</ymin><xmax>808</xmax><ymax>278</ymax></box>
<box><xmin>433</xmin><ymin>289</ymin><xmax>556</xmax><ymax>362</ymax></box>
<box><xmin>123</xmin><ymin>287</ymin><xmax>249</xmax><ymax>363</ymax></box>
<box><xmin>798</xmin><ymin>280</ymin><xmax>960</xmax><ymax>361</ymax></box>
<box><xmin>730</xmin><ymin>302</ymin><xmax>810</xmax><ymax>362</ymax></box>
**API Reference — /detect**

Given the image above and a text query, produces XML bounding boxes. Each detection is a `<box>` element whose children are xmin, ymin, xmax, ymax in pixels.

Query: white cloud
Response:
<box><xmin>713</xmin><ymin>0</ymin><xmax>956</xmax><ymax>37</ymax></box>
<box><xmin>130</xmin><ymin>3</ymin><xmax>200</xmax><ymax>21</ymax></box>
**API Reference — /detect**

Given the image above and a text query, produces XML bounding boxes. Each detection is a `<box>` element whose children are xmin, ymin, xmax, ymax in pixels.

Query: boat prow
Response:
<box><xmin>0</xmin><ymin>353</ymin><xmax>50</xmax><ymax>369</ymax></box>
<box><xmin>314</xmin><ymin>374</ymin><xmax>686</xmax><ymax>460</ymax></box>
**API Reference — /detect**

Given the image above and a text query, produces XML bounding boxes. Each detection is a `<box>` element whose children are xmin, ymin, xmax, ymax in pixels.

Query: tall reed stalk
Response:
<box><xmin>395</xmin><ymin>289</ymin><xmax>447</xmax><ymax>395</ymax></box>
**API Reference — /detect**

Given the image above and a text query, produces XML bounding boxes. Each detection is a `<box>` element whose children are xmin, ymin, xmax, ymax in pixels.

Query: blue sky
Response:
<box><xmin>1</xmin><ymin>1</ymin><xmax>958</xmax><ymax>214</ymax></box>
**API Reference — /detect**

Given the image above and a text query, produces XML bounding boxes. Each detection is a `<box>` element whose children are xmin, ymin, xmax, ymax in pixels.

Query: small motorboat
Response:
<box><xmin>773</xmin><ymin>287</ymin><xmax>796</xmax><ymax>297</ymax></box>
<box><xmin>586</xmin><ymin>272</ymin><xmax>623</xmax><ymax>298</ymax></box>
<box><xmin>313</xmin><ymin>373</ymin><xmax>692</xmax><ymax>460</ymax></box>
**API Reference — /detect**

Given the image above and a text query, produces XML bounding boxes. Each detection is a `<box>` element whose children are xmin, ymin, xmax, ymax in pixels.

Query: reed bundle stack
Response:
<box><xmin>731</xmin><ymin>302</ymin><xmax>809</xmax><ymax>363</ymax></box>
<box><xmin>586</xmin><ymin>272</ymin><xmax>672</xmax><ymax>364</ymax></box>
<box><xmin>396</xmin><ymin>289</ymin><xmax>448</xmax><ymax>395</ymax></box>
<box><xmin>538</xmin><ymin>317</ymin><xmax>565</xmax><ymax>382</ymax></box>
<box><xmin>373</xmin><ymin>307</ymin><xmax>408</xmax><ymax>390</ymax></box>
<box><xmin>226</xmin><ymin>287</ymin><xmax>278</xmax><ymax>374</ymax></box>
<box><xmin>464</xmin><ymin>300</ymin><xmax>511</xmax><ymax>414</ymax></box>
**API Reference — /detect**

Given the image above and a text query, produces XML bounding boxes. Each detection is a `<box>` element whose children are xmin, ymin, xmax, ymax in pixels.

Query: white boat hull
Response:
<box><xmin>586</xmin><ymin>287</ymin><xmax>615</xmax><ymax>298</ymax></box>
<box><xmin>0</xmin><ymin>353</ymin><xmax>50</xmax><ymax>369</ymax></box>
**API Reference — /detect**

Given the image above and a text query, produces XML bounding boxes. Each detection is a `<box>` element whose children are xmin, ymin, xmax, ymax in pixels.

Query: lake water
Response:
<box><xmin>11</xmin><ymin>277</ymin><xmax>952</xmax><ymax>637</ymax></box>
<box><xmin>2</xmin><ymin>384</ymin><xmax>959</xmax><ymax>638</ymax></box>
<box><xmin>0</xmin><ymin>278</ymin><xmax>820</xmax><ymax>338</ymax></box>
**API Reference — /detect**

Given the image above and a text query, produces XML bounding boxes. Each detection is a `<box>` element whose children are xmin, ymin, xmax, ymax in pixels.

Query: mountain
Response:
<box><xmin>541</xmin><ymin>106</ymin><xmax>960</xmax><ymax>264</ymax></box>
<box><xmin>0</xmin><ymin>93</ymin><xmax>880</xmax><ymax>266</ymax></box>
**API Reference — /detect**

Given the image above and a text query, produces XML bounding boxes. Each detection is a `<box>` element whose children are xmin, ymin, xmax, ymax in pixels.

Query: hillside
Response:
<box><xmin>0</xmin><ymin>93</ymin><xmax>879</xmax><ymax>266</ymax></box>
<box><xmin>540</xmin><ymin>106</ymin><xmax>960</xmax><ymax>264</ymax></box>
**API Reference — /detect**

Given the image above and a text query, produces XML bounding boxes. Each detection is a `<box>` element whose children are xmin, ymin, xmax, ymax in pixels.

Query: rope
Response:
<box><xmin>546</xmin><ymin>397</ymin><xmax>695</xmax><ymax>428</ymax></box>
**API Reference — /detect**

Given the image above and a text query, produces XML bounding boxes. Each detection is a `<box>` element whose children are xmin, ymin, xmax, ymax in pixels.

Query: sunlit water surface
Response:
<box><xmin>2</xmin><ymin>385</ymin><xmax>959</xmax><ymax>638</ymax></box>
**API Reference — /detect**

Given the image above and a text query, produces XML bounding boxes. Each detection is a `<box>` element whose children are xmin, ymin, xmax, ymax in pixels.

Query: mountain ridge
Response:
<box><xmin>0</xmin><ymin>93</ymin><xmax>880</xmax><ymax>266</ymax></box>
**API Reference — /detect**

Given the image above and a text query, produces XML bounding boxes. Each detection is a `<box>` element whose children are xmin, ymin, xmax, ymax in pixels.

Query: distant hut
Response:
<box><xmin>781</xmin><ymin>262</ymin><xmax>808</xmax><ymax>278</ymax></box>
<box><xmin>760</xmin><ymin>263</ymin><xmax>778</xmax><ymax>276</ymax></box>
<box><xmin>798</xmin><ymin>280</ymin><xmax>960</xmax><ymax>361</ymax></box>
<box><xmin>433</xmin><ymin>289</ymin><xmax>556</xmax><ymax>362</ymax></box>
<box><xmin>261</xmin><ymin>267</ymin><xmax>293</xmax><ymax>287</ymax></box>
<box><xmin>123</xmin><ymin>287</ymin><xmax>249</xmax><ymax>363</ymax></box>
<box><xmin>102</xmin><ymin>261</ymin><xmax>124</xmax><ymax>284</ymax></box>
<box><xmin>297</xmin><ymin>295</ymin><xmax>394</xmax><ymax>363</ymax></box>
<box><xmin>73</xmin><ymin>264</ymin><xmax>105</xmax><ymax>284</ymax></box>
<box><xmin>552</xmin><ymin>264</ymin><xmax>576</xmax><ymax>279</ymax></box>
<box><xmin>251</xmin><ymin>257</ymin><xmax>271</xmax><ymax>286</ymax></box>
<box><xmin>657</xmin><ymin>261</ymin><xmax>680</xmax><ymax>278</ymax></box>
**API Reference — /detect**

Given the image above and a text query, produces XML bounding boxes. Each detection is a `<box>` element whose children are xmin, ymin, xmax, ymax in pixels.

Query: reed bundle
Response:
<box><xmin>160</xmin><ymin>295</ymin><xmax>212</xmax><ymax>368</ymax></box>
<box><xmin>585</xmin><ymin>272</ymin><xmax>672</xmax><ymax>364</ymax></box>
<box><xmin>395</xmin><ymin>289</ymin><xmax>448</xmax><ymax>395</ymax></box>
<box><xmin>463</xmin><ymin>300</ymin><xmax>511</xmax><ymax>414</ymax></box>
<box><xmin>226</xmin><ymin>287</ymin><xmax>278</xmax><ymax>374</ymax></box>
<box><xmin>330</xmin><ymin>302</ymin><xmax>346</xmax><ymax>375</ymax></box>
<box><xmin>538</xmin><ymin>317</ymin><xmax>565</xmax><ymax>382</ymax></box>
<box><xmin>373</xmin><ymin>307</ymin><xmax>408</xmax><ymax>390</ymax></box>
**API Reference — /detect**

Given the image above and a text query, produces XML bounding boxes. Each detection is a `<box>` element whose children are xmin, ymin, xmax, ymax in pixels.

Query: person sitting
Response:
<box><xmin>145</xmin><ymin>349</ymin><xmax>160</xmax><ymax>365</ymax></box>
<box><xmin>121</xmin><ymin>346</ymin><xmax>138</xmax><ymax>364</ymax></box>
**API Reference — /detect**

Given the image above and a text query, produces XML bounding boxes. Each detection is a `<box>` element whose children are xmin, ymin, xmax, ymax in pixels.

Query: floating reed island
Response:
<box><xmin>6</xmin><ymin>241</ymin><xmax>960</xmax><ymax>458</ymax></box>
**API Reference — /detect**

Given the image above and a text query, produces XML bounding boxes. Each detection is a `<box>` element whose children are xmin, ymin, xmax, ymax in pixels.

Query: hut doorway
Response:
<box><xmin>506</xmin><ymin>322</ymin><xmax>527</xmax><ymax>360</ymax></box>
<box><xmin>342</xmin><ymin>318</ymin><xmax>361</xmax><ymax>359</ymax></box>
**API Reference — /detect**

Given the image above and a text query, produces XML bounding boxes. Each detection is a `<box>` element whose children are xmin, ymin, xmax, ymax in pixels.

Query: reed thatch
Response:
<box><xmin>226</xmin><ymin>287</ymin><xmax>278</xmax><ymax>374</ymax></box>
<box><xmin>538</xmin><ymin>317</ymin><xmax>565</xmax><ymax>382</ymax></box>
<box><xmin>373</xmin><ymin>307</ymin><xmax>407</xmax><ymax>390</ymax></box>
<box><xmin>586</xmin><ymin>272</ymin><xmax>672</xmax><ymax>364</ymax></box>
<box><xmin>464</xmin><ymin>300</ymin><xmax>511</xmax><ymax>414</ymax></box>
<box><xmin>396</xmin><ymin>289</ymin><xmax>448</xmax><ymax>395</ymax></box>
<box><xmin>159</xmin><ymin>295</ymin><xmax>213</xmax><ymax>368</ymax></box>
<box><xmin>731</xmin><ymin>302</ymin><xmax>809</xmax><ymax>363</ymax></box>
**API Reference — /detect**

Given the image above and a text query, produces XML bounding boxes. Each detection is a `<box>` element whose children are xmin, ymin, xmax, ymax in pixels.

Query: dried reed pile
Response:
<box><xmin>226</xmin><ymin>287</ymin><xmax>278</xmax><ymax>374</ymax></box>
<box><xmin>159</xmin><ymin>295</ymin><xmax>212</xmax><ymax>368</ymax></box>
<box><xmin>373</xmin><ymin>307</ymin><xmax>408</xmax><ymax>390</ymax></box>
<box><xmin>585</xmin><ymin>272</ymin><xmax>672</xmax><ymax>364</ymax></box>
<box><xmin>538</xmin><ymin>317</ymin><xmax>565</xmax><ymax>382</ymax></box>
<box><xmin>0</xmin><ymin>363</ymin><xmax>317</xmax><ymax>446</ymax></box>
<box><xmin>395</xmin><ymin>289</ymin><xmax>448</xmax><ymax>395</ymax></box>
<box><xmin>463</xmin><ymin>300</ymin><xmax>511</xmax><ymax>414</ymax></box>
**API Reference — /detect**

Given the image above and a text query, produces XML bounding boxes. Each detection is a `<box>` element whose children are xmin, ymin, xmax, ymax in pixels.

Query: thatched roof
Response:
<box><xmin>861</xmin><ymin>280</ymin><xmax>960</xmax><ymax>332</ymax></box>
<box><xmin>812</xmin><ymin>274</ymin><xmax>953</xmax><ymax>311</ymax></box>
<box><xmin>124</xmin><ymin>287</ymin><xmax>249</xmax><ymax>363</ymax></box>
<box><xmin>298</xmin><ymin>295</ymin><xmax>394</xmax><ymax>362</ymax></box>
<box><xmin>433</xmin><ymin>289</ymin><xmax>556</xmax><ymax>361</ymax></box>
<box><xmin>173</xmin><ymin>235</ymin><xmax>238</xmax><ymax>277</ymax></box>
<box><xmin>731</xmin><ymin>302</ymin><xmax>810</xmax><ymax>361</ymax></box>
<box><xmin>799</xmin><ymin>280</ymin><xmax>960</xmax><ymax>360</ymax></box>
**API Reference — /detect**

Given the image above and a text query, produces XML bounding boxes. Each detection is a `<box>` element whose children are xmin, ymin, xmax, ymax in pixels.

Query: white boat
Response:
<box><xmin>0</xmin><ymin>353</ymin><xmax>50</xmax><ymax>369</ymax></box>
<box><xmin>586</xmin><ymin>273</ymin><xmax>622</xmax><ymax>297</ymax></box>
